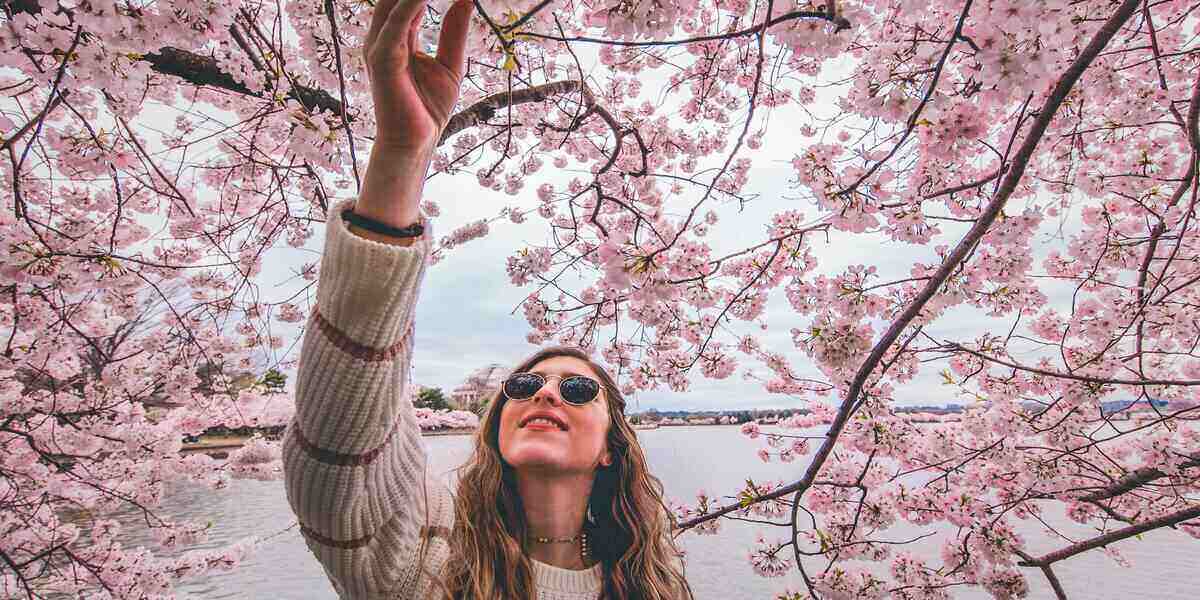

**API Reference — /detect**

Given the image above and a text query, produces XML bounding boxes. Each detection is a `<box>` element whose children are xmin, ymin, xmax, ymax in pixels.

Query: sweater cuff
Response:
<box><xmin>315</xmin><ymin>197</ymin><xmax>435</xmax><ymax>349</ymax></box>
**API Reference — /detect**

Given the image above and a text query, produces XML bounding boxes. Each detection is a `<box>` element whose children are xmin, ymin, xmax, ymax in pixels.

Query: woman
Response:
<box><xmin>280</xmin><ymin>0</ymin><xmax>694</xmax><ymax>597</ymax></box>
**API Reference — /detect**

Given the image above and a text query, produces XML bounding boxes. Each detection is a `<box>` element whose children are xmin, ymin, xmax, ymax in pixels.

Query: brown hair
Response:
<box><xmin>424</xmin><ymin>344</ymin><xmax>693</xmax><ymax>599</ymax></box>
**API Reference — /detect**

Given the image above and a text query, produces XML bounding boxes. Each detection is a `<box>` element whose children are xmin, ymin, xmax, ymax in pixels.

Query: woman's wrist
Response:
<box><xmin>355</xmin><ymin>144</ymin><xmax>435</xmax><ymax>229</ymax></box>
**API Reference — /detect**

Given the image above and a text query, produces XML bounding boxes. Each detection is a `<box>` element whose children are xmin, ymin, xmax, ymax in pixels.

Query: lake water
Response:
<box><xmin>135</xmin><ymin>426</ymin><xmax>1198</xmax><ymax>599</ymax></box>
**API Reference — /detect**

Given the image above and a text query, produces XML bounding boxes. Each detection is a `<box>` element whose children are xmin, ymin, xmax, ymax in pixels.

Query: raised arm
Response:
<box><xmin>281</xmin><ymin>197</ymin><xmax>443</xmax><ymax>597</ymax></box>
<box><xmin>280</xmin><ymin>0</ymin><xmax>473</xmax><ymax>596</ymax></box>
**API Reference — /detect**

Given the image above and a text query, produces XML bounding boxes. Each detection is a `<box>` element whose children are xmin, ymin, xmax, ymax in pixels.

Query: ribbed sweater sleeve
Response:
<box><xmin>281</xmin><ymin>197</ymin><xmax>451</xmax><ymax>599</ymax></box>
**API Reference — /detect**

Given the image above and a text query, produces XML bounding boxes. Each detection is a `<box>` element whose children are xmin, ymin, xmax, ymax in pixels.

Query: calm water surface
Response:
<box><xmin>133</xmin><ymin>426</ymin><xmax>1198</xmax><ymax>599</ymax></box>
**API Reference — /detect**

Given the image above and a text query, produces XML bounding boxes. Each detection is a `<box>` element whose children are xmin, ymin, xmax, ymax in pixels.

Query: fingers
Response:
<box><xmin>373</xmin><ymin>0</ymin><xmax>428</xmax><ymax>60</ymax></box>
<box><xmin>407</xmin><ymin>5</ymin><xmax>422</xmax><ymax>57</ymax></box>
<box><xmin>366</xmin><ymin>0</ymin><xmax>402</xmax><ymax>47</ymax></box>
<box><xmin>436</xmin><ymin>0</ymin><xmax>474</xmax><ymax>79</ymax></box>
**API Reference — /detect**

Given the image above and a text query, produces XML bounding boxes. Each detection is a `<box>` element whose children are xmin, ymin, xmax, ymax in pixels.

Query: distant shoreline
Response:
<box><xmin>421</xmin><ymin>428</ymin><xmax>476</xmax><ymax>437</ymax></box>
<box><xmin>178</xmin><ymin>428</ymin><xmax>480</xmax><ymax>456</ymax></box>
<box><xmin>178</xmin><ymin>423</ymin><xmax>747</xmax><ymax>455</ymax></box>
<box><xmin>179</xmin><ymin>409</ymin><xmax>1168</xmax><ymax>456</ymax></box>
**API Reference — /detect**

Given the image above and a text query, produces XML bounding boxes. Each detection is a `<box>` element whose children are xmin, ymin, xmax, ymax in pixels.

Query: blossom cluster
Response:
<box><xmin>414</xmin><ymin>408</ymin><xmax>481</xmax><ymax>431</ymax></box>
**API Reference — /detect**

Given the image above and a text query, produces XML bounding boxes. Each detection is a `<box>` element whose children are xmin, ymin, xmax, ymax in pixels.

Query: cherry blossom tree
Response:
<box><xmin>415</xmin><ymin>407</ymin><xmax>482</xmax><ymax>430</ymax></box>
<box><xmin>2</xmin><ymin>0</ymin><xmax>1198</xmax><ymax>598</ymax></box>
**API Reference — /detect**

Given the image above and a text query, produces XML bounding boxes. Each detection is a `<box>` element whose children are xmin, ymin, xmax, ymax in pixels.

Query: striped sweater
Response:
<box><xmin>281</xmin><ymin>198</ymin><xmax>604</xmax><ymax>599</ymax></box>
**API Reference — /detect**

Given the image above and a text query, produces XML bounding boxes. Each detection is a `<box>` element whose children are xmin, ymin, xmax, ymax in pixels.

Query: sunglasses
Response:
<box><xmin>501</xmin><ymin>372</ymin><xmax>603</xmax><ymax>406</ymax></box>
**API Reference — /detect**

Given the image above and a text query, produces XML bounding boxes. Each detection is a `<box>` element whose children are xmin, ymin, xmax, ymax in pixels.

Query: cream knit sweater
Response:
<box><xmin>281</xmin><ymin>198</ymin><xmax>604</xmax><ymax>599</ymax></box>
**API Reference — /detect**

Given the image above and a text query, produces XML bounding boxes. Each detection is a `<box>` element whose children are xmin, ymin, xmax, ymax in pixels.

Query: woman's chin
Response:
<box><xmin>505</xmin><ymin>445</ymin><xmax>574</xmax><ymax>472</ymax></box>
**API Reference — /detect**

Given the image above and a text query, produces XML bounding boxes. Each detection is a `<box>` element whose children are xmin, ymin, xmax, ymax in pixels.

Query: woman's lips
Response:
<box><xmin>522</xmin><ymin>422</ymin><xmax>564</xmax><ymax>431</ymax></box>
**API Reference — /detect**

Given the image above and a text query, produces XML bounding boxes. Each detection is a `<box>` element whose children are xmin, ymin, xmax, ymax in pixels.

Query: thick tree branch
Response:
<box><xmin>1013</xmin><ymin>549</ymin><xmax>1069</xmax><ymax>600</ymax></box>
<box><xmin>1018</xmin><ymin>504</ymin><xmax>1200</xmax><ymax>567</ymax></box>
<box><xmin>143</xmin><ymin>47</ymin><xmax>345</xmax><ymax>114</ymax></box>
<box><xmin>1079</xmin><ymin>455</ymin><xmax>1200</xmax><ymax>502</ymax></box>
<box><xmin>8</xmin><ymin>0</ymin><xmax>344</xmax><ymax>112</ymax></box>
<box><xmin>438</xmin><ymin>80</ymin><xmax>585</xmax><ymax>145</ymax></box>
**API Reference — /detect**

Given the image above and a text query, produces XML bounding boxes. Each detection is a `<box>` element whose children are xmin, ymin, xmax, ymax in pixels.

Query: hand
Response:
<box><xmin>364</xmin><ymin>0</ymin><xmax>474</xmax><ymax>153</ymax></box>
<box><xmin>351</xmin><ymin>0</ymin><xmax>473</xmax><ymax>239</ymax></box>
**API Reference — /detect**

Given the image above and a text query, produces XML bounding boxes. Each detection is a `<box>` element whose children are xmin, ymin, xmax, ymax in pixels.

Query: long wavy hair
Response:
<box><xmin>422</xmin><ymin>345</ymin><xmax>693</xmax><ymax>600</ymax></box>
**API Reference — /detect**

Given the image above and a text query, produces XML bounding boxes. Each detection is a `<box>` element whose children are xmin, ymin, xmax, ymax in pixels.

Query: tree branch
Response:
<box><xmin>944</xmin><ymin>342</ymin><xmax>1200</xmax><ymax>386</ymax></box>
<box><xmin>1018</xmin><ymin>504</ymin><xmax>1200</xmax><ymax>567</ymax></box>
<box><xmin>1013</xmin><ymin>549</ymin><xmax>1069</xmax><ymax>600</ymax></box>
<box><xmin>438</xmin><ymin>80</ymin><xmax>585</xmax><ymax>145</ymax></box>
<box><xmin>1079</xmin><ymin>455</ymin><xmax>1200</xmax><ymax>502</ymax></box>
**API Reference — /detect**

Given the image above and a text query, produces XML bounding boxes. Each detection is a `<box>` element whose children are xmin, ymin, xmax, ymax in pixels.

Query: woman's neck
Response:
<box><xmin>516</xmin><ymin>468</ymin><xmax>596</xmax><ymax>570</ymax></box>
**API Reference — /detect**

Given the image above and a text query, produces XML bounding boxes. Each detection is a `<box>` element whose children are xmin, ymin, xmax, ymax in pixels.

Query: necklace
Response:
<box><xmin>531</xmin><ymin>530</ymin><xmax>590</xmax><ymax>560</ymax></box>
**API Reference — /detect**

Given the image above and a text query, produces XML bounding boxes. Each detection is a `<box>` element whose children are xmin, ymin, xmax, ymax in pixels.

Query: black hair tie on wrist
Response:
<box><xmin>342</xmin><ymin>208</ymin><xmax>425</xmax><ymax>239</ymax></box>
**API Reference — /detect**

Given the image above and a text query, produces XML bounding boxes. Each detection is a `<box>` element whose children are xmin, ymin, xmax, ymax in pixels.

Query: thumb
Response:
<box><xmin>436</xmin><ymin>0</ymin><xmax>474</xmax><ymax>79</ymax></box>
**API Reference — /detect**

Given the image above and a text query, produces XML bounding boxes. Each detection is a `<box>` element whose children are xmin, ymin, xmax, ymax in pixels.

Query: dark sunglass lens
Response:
<box><xmin>504</xmin><ymin>374</ymin><xmax>544</xmax><ymax>399</ymax></box>
<box><xmin>560</xmin><ymin>377</ymin><xmax>600</xmax><ymax>405</ymax></box>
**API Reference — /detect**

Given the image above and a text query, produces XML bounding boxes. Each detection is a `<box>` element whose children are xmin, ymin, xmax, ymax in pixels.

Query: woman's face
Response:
<box><xmin>498</xmin><ymin>356</ymin><xmax>613</xmax><ymax>474</ymax></box>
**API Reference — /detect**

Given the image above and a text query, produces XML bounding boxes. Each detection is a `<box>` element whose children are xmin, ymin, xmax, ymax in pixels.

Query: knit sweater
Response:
<box><xmin>281</xmin><ymin>197</ymin><xmax>604</xmax><ymax>599</ymax></box>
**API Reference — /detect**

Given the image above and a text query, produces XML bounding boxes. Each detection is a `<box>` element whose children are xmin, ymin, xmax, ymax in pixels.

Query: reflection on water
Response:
<box><xmin>124</xmin><ymin>426</ymin><xmax>1198</xmax><ymax>599</ymax></box>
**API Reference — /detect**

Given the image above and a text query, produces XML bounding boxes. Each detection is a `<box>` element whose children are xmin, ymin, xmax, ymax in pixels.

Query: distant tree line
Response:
<box><xmin>415</xmin><ymin>386</ymin><xmax>452</xmax><ymax>411</ymax></box>
<box><xmin>631</xmin><ymin>408</ymin><xmax>810</xmax><ymax>422</ymax></box>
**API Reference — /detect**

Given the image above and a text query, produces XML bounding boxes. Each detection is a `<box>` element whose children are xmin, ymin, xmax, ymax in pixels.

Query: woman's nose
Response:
<box><xmin>532</xmin><ymin>379</ymin><xmax>563</xmax><ymax>405</ymax></box>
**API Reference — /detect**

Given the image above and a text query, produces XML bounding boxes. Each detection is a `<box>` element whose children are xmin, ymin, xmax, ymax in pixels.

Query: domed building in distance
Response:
<box><xmin>450</xmin><ymin>363</ymin><xmax>509</xmax><ymax>414</ymax></box>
